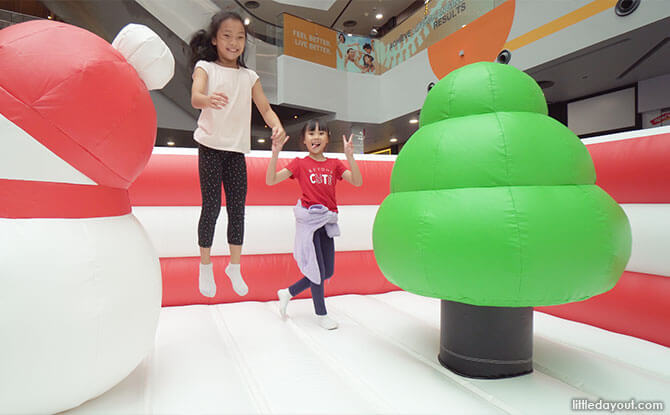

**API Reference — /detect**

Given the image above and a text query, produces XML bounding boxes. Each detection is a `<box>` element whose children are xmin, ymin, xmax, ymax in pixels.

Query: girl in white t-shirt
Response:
<box><xmin>189</xmin><ymin>11</ymin><xmax>286</xmax><ymax>299</ymax></box>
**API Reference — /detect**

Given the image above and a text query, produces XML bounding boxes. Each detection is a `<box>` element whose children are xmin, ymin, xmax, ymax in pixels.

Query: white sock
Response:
<box><xmin>317</xmin><ymin>314</ymin><xmax>338</xmax><ymax>330</ymax></box>
<box><xmin>225</xmin><ymin>263</ymin><xmax>248</xmax><ymax>296</ymax></box>
<box><xmin>278</xmin><ymin>289</ymin><xmax>292</xmax><ymax>319</ymax></box>
<box><xmin>199</xmin><ymin>263</ymin><xmax>216</xmax><ymax>298</ymax></box>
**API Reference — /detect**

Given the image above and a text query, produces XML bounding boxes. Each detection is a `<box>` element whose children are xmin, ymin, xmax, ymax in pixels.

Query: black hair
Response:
<box><xmin>189</xmin><ymin>11</ymin><xmax>248</xmax><ymax>68</ymax></box>
<box><xmin>338</xmin><ymin>33</ymin><xmax>345</xmax><ymax>42</ymax></box>
<box><xmin>300</xmin><ymin>120</ymin><xmax>330</xmax><ymax>140</ymax></box>
<box><xmin>363</xmin><ymin>43</ymin><xmax>372</xmax><ymax>51</ymax></box>
<box><xmin>364</xmin><ymin>54</ymin><xmax>374</xmax><ymax>63</ymax></box>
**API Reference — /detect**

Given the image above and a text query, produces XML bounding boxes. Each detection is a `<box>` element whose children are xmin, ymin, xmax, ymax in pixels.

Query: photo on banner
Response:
<box><xmin>336</xmin><ymin>33</ymin><xmax>376</xmax><ymax>74</ymax></box>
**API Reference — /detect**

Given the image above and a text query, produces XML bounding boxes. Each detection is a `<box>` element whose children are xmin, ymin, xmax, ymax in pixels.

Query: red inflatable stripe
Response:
<box><xmin>537</xmin><ymin>271</ymin><xmax>670</xmax><ymax>348</ymax></box>
<box><xmin>160</xmin><ymin>250</ymin><xmax>399</xmax><ymax>307</ymax></box>
<box><xmin>129</xmin><ymin>154</ymin><xmax>393</xmax><ymax>206</ymax></box>
<box><xmin>586</xmin><ymin>133</ymin><xmax>670</xmax><ymax>203</ymax></box>
<box><xmin>0</xmin><ymin>179</ymin><xmax>130</xmax><ymax>219</ymax></box>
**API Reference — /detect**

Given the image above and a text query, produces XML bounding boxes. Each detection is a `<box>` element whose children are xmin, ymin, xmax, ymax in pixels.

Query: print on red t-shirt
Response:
<box><xmin>286</xmin><ymin>156</ymin><xmax>347</xmax><ymax>212</ymax></box>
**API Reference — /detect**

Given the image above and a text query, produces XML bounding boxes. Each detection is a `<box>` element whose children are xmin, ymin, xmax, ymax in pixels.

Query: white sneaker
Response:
<box><xmin>317</xmin><ymin>315</ymin><xmax>338</xmax><ymax>330</ymax></box>
<box><xmin>278</xmin><ymin>289</ymin><xmax>291</xmax><ymax>319</ymax></box>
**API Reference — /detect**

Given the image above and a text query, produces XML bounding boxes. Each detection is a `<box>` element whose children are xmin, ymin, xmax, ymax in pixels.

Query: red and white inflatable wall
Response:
<box><xmin>129</xmin><ymin>126</ymin><xmax>670</xmax><ymax>348</ymax></box>
<box><xmin>537</xmin><ymin>126</ymin><xmax>670</xmax><ymax>348</ymax></box>
<box><xmin>129</xmin><ymin>150</ymin><xmax>399</xmax><ymax>306</ymax></box>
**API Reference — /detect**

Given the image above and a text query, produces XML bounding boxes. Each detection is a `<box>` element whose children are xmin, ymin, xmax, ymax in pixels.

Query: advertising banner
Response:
<box><xmin>283</xmin><ymin>13</ymin><xmax>336</xmax><ymax>68</ymax></box>
<box><xmin>335</xmin><ymin>33</ymin><xmax>376</xmax><ymax>74</ymax></box>
<box><xmin>375</xmin><ymin>0</ymin><xmax>497</xmax><ymax>73</ymax></box>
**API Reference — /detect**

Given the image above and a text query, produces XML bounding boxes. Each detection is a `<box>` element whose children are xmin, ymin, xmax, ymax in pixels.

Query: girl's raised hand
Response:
<box><xmin>207</xmin><ymin>92</ymin><xmax>228</xmax><ymax>109</ymax></box>
<box><xmin>343</xmin><ymin>134</ymin><xmax>354</xmax><ymax>157</ymax></box>
<box><xmin>272</xmin><ymin>135</ymin><xmax>290</xmax><ymax>153</ymax></box>
<box><xmin>271</xmin><ymin>125</ymin><xmax>287</xmax><ymax>141</ymax></box>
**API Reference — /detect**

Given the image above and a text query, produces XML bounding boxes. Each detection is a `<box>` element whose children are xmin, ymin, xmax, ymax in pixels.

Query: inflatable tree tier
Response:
<box><xmin>373</xmin><ymin>62</ymin><xmax>631</xmax><ymax>379</ymax></box>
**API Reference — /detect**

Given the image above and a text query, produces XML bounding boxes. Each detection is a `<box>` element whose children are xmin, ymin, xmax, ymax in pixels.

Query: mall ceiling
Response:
<box><xmin>233</xmin><ymin>0</ymin><xmax>422</xmax><ymax>37</ymax></box>
<box><xmin>13</xmin><ymin>1</ymin><xmax>670</xmax><ymax>153</ymax></box>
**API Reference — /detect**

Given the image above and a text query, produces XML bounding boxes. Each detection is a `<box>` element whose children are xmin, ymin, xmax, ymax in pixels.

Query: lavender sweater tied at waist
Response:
<box><xmin>293</xmin><ymin>200</ymin><xmax>340</xmax><ymax>284</ymax></box>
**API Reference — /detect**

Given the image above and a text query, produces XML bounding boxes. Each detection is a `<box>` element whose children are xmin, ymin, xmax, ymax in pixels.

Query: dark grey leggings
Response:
<box><xmin>289</xmin><ymin>226</ymin><xmax>335</xmax><ymax>315</ymax></box>
<box><xmin>198</xmin><ymin>144</ymin><xmax>247</xmax><ymax>247</ymax></box>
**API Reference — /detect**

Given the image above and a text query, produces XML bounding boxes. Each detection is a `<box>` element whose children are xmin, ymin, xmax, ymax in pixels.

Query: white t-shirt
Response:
<box><xmin>193</xmin><ymin>60</ymin><xmax>259</xmax><ymax>153</ymax></box>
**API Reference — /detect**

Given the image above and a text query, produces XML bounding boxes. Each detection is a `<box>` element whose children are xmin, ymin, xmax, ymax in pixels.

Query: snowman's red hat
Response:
<box><xmin>0</xmin><ymin>20</ymin><xmax>174</xmax><ymax>218</ymax></box>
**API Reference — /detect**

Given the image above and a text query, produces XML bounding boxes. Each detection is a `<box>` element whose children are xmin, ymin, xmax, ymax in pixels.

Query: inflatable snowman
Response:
<box><xmin>0</xmin><ymin>21</ymin><xmax>174</xmax><ymax>414</ymax></box>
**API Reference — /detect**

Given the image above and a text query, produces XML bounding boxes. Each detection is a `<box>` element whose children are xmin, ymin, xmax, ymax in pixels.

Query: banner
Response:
<box><xmin>283</xmin><ymin>13</ymin><xmax>336</xmax><ymax>68</ymax></box>
<box><xmin>281</xmin><ymin>1</ymin><xmax>504</xmax><ymax>75</ymax></box>
<box><xmin>335</xmin><ymin>33</ymin><xmax>376</xmax><ymax>74</ymax></box>
<box><xmin>374</xmin><ymin>0</ymin><xmax>496</xmax><ymax>74</ymax></box>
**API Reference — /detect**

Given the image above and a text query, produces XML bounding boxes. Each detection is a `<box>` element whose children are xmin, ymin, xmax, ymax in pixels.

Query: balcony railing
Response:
<box><xmin>0</xmin><ymin>9</ymin><xmax>42</xmax><ymax>29</ymax></box>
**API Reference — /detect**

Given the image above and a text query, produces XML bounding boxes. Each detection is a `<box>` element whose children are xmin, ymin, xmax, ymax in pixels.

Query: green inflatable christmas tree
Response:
<box><xmin>373</xmin><ymin>62</ymin><xmax>632</xmax><ymax>378</ymax></box>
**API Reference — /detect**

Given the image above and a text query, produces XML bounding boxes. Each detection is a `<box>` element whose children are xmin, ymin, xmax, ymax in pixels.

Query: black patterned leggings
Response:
<box><xmin>198</xmin><ymin>144</ymin><xmax>247</xmax><ymax>247</ymax></box>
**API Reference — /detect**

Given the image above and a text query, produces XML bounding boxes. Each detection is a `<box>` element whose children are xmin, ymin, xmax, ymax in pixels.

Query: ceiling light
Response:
<box><xmin>244</xmin><ymin>18</ymin><xmax>251</xmax><ymax>25</ymax></box>
<box><xmin>264</xmin><ymin>124</ymin><xmax>268</xmax><ymax>128</ymax></box>
<box><xmin>343</xmin><ymin>20</ymin><xmax>357</xmax><ymax>27</ymax></box>
<box><xmin>461</xmin><ymin>24</ymin><xmax>467</xmax><ymax>28</ymax></box>
<box><xmin>258</xmin><ymin>138</ymin><xmax>266</xmax><ymax>143</ymax></box>
<box><xmin>244</xmin><ymin>1</ymin><xmax>260</xmax><ymax>9</ymax></box>
<box><xmin>166</xmin><ymin>140</ymin><xmax>175</xmax><ymax>146</ymax></box>
<box><xmin>409</xmin><ymin>118</ymin><xmax>418</xmax><ymax>124</ymax></box>
<box><xmin>390</xmin><ymin>138</ymin><xmax>398</xmax><ymax>143</ymax></box>
<box><xmin>293</xmin><ymin>115</ymin><xmax>298</xmax><ymax>119</ymax></box>
<box><xmin>370</xmin><ymin>28</ymin><xmax>379</xmax><ymax>36</ymax></box>
<box><xmin>375</xmin><ymin>13</ymin><xmax>383</xmax><ymax>20</ymax></box>
<box><xmin>347</xmin><ymin>33</ymin><xmax>353</xmax><ymax>37</ymax></box>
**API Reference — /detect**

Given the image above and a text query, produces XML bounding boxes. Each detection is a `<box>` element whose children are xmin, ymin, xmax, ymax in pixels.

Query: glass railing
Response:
<box><xmin>0</xmin><ymin>9</ymin><xmax>42</xmax><ymax>29</ymax></box>
<box><xmin>211</xmin><ymin>0</ymin><xmax>283</xmax><ymax>46</ymax></box>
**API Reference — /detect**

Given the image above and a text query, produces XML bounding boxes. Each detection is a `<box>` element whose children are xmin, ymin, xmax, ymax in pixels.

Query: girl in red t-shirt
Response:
<box><xmin>266</xmin><ymin>120</ymin><xmax>362</xmax><ymax>329</ymax></box>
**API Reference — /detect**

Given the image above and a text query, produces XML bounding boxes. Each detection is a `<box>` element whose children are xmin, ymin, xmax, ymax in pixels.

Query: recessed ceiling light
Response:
<box><xmin>375</xmin><ymin>13</ymin><xmax>383</xmax><ymax>20</ymax></box>
<box><xmin>343</xmin><ymin>20</ymin><xmax>357</xmax><ymax>27</ymax></box>
<box><xmin>347</xmin><ymin>33</ymin><xmax>353</xmax><ymax>37</ymax></box>
<box><xmin>166</xmin><ymin>140</ymin><xmax>175</xmax><ymax>146</ymax></box>
<box><xmin>244</xmin><ymin>1</ymin><xmax>260</xmax><ymax>9</ymax></box>
<box><xmin>258</xmin><ymin>138</ymin><xmax>266</xmax><ymax>143</ymax></box>
<box><xmin>293</xmin><ymin>115</ymin><xmax>298</xmax><ymax>119</ymax></box>
<box><xmin>264</xmin><ymin>124</ymin><xmax>268</xmax><ymax>128</ymax></box>
<box><xmin>370</xmin><ymin>28</ymin><xmax>379</xmax><ymax>35</ymax></box>
<box><xmin>244</xmin><ymin>18</ymin><xmax>251</xmax><ymax>25</ymax></box>
<box><xmin>390</xmin><ymin>138</ymin><xmax>398</xmax><ymax>143</ymax></box>
<box><xmin>409</xmin><ymin>118</ymin><xmax>418</xmax><ymax>124</ymax></box>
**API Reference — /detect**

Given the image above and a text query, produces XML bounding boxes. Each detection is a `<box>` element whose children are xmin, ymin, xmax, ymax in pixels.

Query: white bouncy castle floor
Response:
<box><xmin>62</xmin><ymin>291</ymin><xmax>670</xmax><ymax>415</ymax></box>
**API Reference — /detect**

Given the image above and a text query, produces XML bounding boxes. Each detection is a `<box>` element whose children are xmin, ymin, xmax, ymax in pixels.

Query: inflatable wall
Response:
<box><xmin>130</xmin><ymin>126</ymin><xmax>670</xmax><ymax>349</ymax></box>
<box><xmin>129</xmin><ymin>150</ymin><xmax>398</xmax><ymax>306</ymax></box>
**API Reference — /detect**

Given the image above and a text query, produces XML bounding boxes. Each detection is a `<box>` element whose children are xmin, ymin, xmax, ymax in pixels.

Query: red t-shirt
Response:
<box><xmin>286</xmin><ymin>156</ymin><xmax>347</xmax><ymax>212</ymax></box>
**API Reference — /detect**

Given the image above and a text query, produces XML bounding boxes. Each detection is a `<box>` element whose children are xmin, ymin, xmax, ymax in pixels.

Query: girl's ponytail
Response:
<box><xmin>189</xmin><ymin>29</ymin><xmax>217</xmax><ymax>68</ymax></box>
